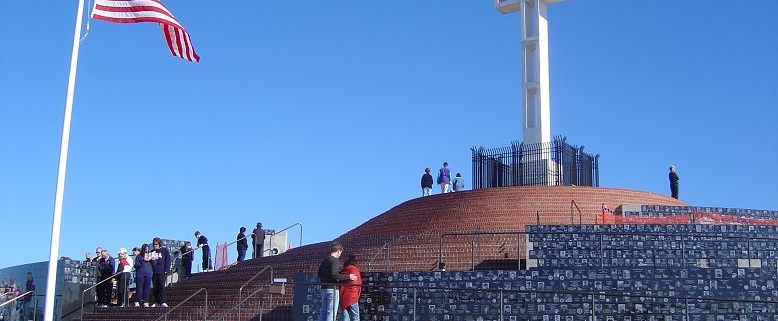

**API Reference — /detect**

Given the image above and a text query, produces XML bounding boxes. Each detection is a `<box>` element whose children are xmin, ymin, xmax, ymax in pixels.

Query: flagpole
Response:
<box><xmin>44</xmin><ymin>0</ymin><xmax>86</xmax><ymax>320</ymax></box>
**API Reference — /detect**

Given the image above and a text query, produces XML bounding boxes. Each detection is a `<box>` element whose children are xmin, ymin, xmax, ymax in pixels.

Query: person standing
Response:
<box><xmin>421</xmin><ymin>167</ymin><xmax>434</xmax><ymax>196</ymax></box>
<box><xmin>151</xmin><ymin>237</ymin><xmax>171</xmax><ymax>307</ymax></box>
<box><xmin>251</xmin><ymin>223</ymin><xmax>265</xmax><ymax>259</ymax></box>
<box><xmin>237</xmin><ymin>227</ymin><xmax>248</xmax><ymax>262</ymax></box>
<box><xmin>669</xmin><ymin>165</ymin><xmax>680</xmax><ymax>199</ymax></box>
<box><xmin>339</xmin><ymin>255</ymin><xmax>362</xmax><ymax>321</ymax></box>
<box><xmin>134</xmin><ymin>244</ymin><xmax>153</xmax><ymax>307</ymax></box>
<box><xmin>317</xmin><ymin>242</ymin><xmax>356</xmax><ymax>321</ymax></box>
<box><xmin>180</xmin><ymin>242</ymin><xmax>193</xmax><ymax>278</ymax></box>
<box><xmin>195</xmin><ymin>231</ymin><xmax>211</xmax><ymax>271</ymax></box>
<box><xmin>22</xmin><ymin>272</ymin><xmax>35</xmax><ymax>320</ymax></box>
<box><xmin>115</xmin><ymin>248</ymin><xmax>133</xmax><ymax>307</ymax></box>
<box><xmin>437</xmin><ymin>162</ymin><xmax>451</xmax><ymax>193</ymax></box>
<box><xmin>451</xmin><ymin>173</ymin><xmax>465</xmax><ymax>192</ymax></box>
<box><xmin>96</xmin><ymin>249</ymin><xmax>114</xmax><ymax>308</ymax></box>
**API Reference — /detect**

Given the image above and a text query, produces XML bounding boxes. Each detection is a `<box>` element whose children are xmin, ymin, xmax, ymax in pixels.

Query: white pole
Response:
<box><xmin>44</xmin><ymin>0</ymin><xmax>86</xmax><ymax>320</ymax></box>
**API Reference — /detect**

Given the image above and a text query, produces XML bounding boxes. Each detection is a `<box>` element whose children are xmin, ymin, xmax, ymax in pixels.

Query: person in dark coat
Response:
<box><xmin>237</xmin><ymin>227</ymin><xmax>248</xmax><ymax>262</ymax></box>
<box><xmin>421</xmin><ymin>167</ymin><xmax>433</xmax><ymax>196</ymax></box>
<box><xmin>251</xmin><ymin>223</ymin><xmax>265</xmax><ymax>259</ymax></box>
<box><xmin>195</xmin><ymin>231</ymin><xmax>211</xmax><ymax>271</ymax></box>
<box><xmin>316</xmin><ymin>242</ymin><xmax>356</xmax><ymax>321</ymax></box>
<box><xmin>22</xmin><ymin>272</ymin><xmax>35</xmax><ymax>319</ymax></box>
<box><xmin>151</xmin><ymin>237</ymin><xmax>171</xmax><ymax>307</ymax></box>
<box><xmin>96</xmin><ymin>249</ymin><xmax>115</xmax><ymax>308</ymax></box>
<box><xmin>180</xmin><ymin>242</ymin><xmax>194</xmax><ymax>278</ymax></box>
<box><xmin>669</xmin><ymin>165</ymin><xmax>680</xmax><ymax>199</ymax></box>
<box><xmin>134</xmin><ymin>244</ymin><xmax>153</xmax><ymax>307</ymax></box>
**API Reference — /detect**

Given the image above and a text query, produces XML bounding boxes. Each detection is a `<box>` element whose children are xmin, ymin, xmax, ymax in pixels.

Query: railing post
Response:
<box><xmin>471</xmin><ymin>236</ymin><xmax>476</xmax><ymax>271</ymax></box>
<box><xmin>517</xmin><ymin>233</ymin><xmax>521</xmax><ymax>271</ymax></box>
<box><xmin>591</xmin><ymin>291</ymin><xmax>596</xmax><ymax>321</ymax></box>
<box><xmin>599</xmin><ymin>234</ymin><xmax>604</xmax><ymax>269</ymax></box>
<box><xmin>412</xmin><ymin>288</ymin><xmax>417</xmax><ymax>321</ymax></box>
<box><xmin>499</xmin><ymin>290</ymin><xmax>504</xmax><ymax>321</ymax></box>
<box><xmin>681</xmin><ymin>234</ymin><xmax>686</xmax><ymax>268</ymax></box>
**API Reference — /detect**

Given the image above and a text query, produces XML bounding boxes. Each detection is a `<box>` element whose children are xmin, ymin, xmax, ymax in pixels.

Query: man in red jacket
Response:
<box><xmin>339</xmin><ymin>255</ymin><xmax>362</xmax><ymax>321</ymax></box>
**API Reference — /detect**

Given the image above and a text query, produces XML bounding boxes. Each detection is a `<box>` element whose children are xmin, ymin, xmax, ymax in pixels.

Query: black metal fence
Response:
<box><xmin>471</xmin><ymin>136</ymin><xmax>599</xmax><ymax>189</ymax></box>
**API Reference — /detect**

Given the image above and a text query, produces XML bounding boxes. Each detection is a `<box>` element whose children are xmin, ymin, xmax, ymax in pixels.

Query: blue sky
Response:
<box><xmin>1</xmin><ymin>0</ymin><xmax>776</xmax><ymax>269</ymax></box>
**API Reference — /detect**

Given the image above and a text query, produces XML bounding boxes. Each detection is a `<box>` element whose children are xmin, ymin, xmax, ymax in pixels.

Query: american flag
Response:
<box><xmin>91</xmin><ymin>0</ymin><xmax>200</xmax><ymax>62</ymax></box>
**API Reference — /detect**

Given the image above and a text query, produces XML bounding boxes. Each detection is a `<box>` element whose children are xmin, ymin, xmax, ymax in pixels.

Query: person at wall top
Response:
<box><xmin>195</xmin><ymin>231</ymin><xmax>211</xmax><ymax>271</ymax></box>
<box><xmin>669</xmin><ymin>165</ymin><xmax>679</xmax><ymax>199</ymax></box>
<box><xmin>180</xmin><ymin>241</ymin><xmax>194</xmax><ymax>278</ymax></box>
<box><xmin>316</xmin><ymin>242</ymin><xmax>357</xmax><ymax>321</ymax></box>
<box><xmin>339</xmin><ymin>255</ymin><xmax>362</xmax><ymax>321</ymax></box>
<box><xmin>437</xmin><ymin>162</ymin><xmax>451</xmax><ymax>193</ymax></box>
<box><xmin>252</xmin><ymin>222</ymin><xmax>266</xmax><ymax>259</ymax></box>
<box><xmin>421</xmin><ymin>167</ymin><xmax>434</xmax><ymax>196</ymax></box>
<box><xmin>237</xmin><ymin>227</ymin><xmax>249</xmax><ymax>262</ymax></box>
<box><xmin>451</xmin><ymin>173</ymin><xmax>465</xmax><ymax>192</ymax></box>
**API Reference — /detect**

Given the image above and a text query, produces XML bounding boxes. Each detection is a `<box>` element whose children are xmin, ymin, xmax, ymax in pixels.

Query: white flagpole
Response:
<box><xmin>44</xmin><ymin>0</ymin><xmax>86</xmax><ymax>320</ymax></box>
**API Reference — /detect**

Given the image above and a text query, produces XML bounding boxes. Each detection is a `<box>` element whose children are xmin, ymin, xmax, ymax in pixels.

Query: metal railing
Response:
<box><xmin>268</xmin><ymin>222</ymin><xmax>303</xmax><ymax>255</ymax></box>
<box><xmin>153</xmin><ymin>287</ymin><xmax>208</xmax><ymax>321</ymax></box>
<box><xmin>237</xmin><ymin>265</ymin><xmax>273</xmax><ymax>320</ymax></box>
<box><xmin>0</xmin><ymin>290</ymin><xmax>34</xmax><ymax>309</ymax></box>
<box><xmin>212</xmin><ymin>265</ymin><xmax>275</xmax><ymax>321</ymax></box>
<box><xmin>295</xmin><ymin>281</ymin><xmax>778</xmax><ymax>321</ymax></box>
<box><xmin>571</xmin><ymin>199</ymin><xmax>582</xmax><ymax>224</ymax></box>
<box><xmin>366</xmin><ymin>241</ymin><xmax>391</xmax><ymax>272</ymax></box>
<box><xmin>439</xmin><ymin>229</ymin><xmax>778</xmax><ymax>272</ymax></box>
<box><xmin>80</xmin><ymin>270</ymin><xmax>123</xmax><ymax>321</ymax></box>
<box><xmin>181</xmin><ymin>244</ymin><xmax>212</xmax><ymax>273</ymax></box>
<box><xmin>3</xmin><ymin>294</ymin><xmax>41</xmax><ymax>321</ymax></box>
<box><xmin>471</xmin><ymin>136</ymin><xmax>600</xmax><ymax>189</ymax></box>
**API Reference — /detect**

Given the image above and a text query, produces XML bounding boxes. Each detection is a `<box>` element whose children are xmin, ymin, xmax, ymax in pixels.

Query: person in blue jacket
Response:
<box><xmin>133</xmin><ymin>244</ymin><xmax>154</xmax><ymax>307</ymax></box>
<box><xmin>151</xmin><ymin>237</ymin><xmax>172</xmax><ymax>307</ymax></box>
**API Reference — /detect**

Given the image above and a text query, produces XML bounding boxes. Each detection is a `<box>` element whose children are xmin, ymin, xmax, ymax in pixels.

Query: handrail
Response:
<box><xmin>224</xmin><ymin>235</ymin><xmax>248</xmax><ymax>249</ymax></box>
<box><xmin>154</xmin><ymin>287</ymin><xmax>208</xmax><ymax>321</ymax></box>
<box><xmin>238</xmin><ymin>265</ymin><xmax>273</xmax><ymax>320</ymax></box>
<box><xmin>366</xmin><ymin>241</ymin><xmax>391</xmax><ymax>272</ymax></box>
<box><xmin>80</xmin><ymin>270</ymin><xmax>123</xmax><ymax>321</ymax></box>
<box><xmin>214</xmin><ymin>286</ymin><xmax>265</xmax><ymax>321</ymax></box>
<box><xmin>180</xmin><ymin>243</ymin><xmax>212</xmax><ymax>273</ymax></box>
<box><xmin>570</xmin><ymin>199</ymin><xmax>582</xmax><ymax>224</ymax></box>
<box><xmin>268</xmin><ymin>223</ymin><xmax>303</xmax><ymax>255</ymax></box>
<box><xmin>0</xmin><ymin>290</ymin><xmax>34</xmax><ymax>308</ymax></box>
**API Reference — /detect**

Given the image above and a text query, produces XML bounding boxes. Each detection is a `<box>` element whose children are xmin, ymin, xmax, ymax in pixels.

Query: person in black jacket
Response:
<box><xmin>22</xmin><ymin>272</ymin><xmax>35</xmax><ymax>319</ymax></box>
<box><xmin>195</xmin><ymin>231</ymin><xmax>211</xmax><ymax>271</ymax></box>
<box><xmin>180</xmin><ymin>242</ymin><xmax>194</xmax><ymax>278</ymax></box>
<box><xmin>150</xmin><ymin>237</ymin><xmax>171</xmax><ymax>307</ymax></box>
<box><xmin>316</xmin><ymin>242</ymin><xmax>356</xmax><ymax>321</ymax></box>
<box><xmin>669</xmin><ymin>165</ymin><xmax>680</xmax><ymax>199</ymax></box>
<box><xmin>237</xmin><ymin>227</ymin><xmax>248</xmax><ymax>262</ymax></box>
<box><xmin>96</xmin><ymin>249</ymin><xmax>115</xmax><ymax>308</ymax></box>
<box><xmin>421</xmin><ymin>167</ymin><xmax>434</xmax><ymax>196</ymax></box>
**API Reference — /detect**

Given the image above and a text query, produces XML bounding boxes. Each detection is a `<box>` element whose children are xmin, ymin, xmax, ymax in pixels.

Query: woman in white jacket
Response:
<box><xmin>115</xmin><ymin>248</ymin><xmax>134</xmax><ymax>307</ymax></box>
